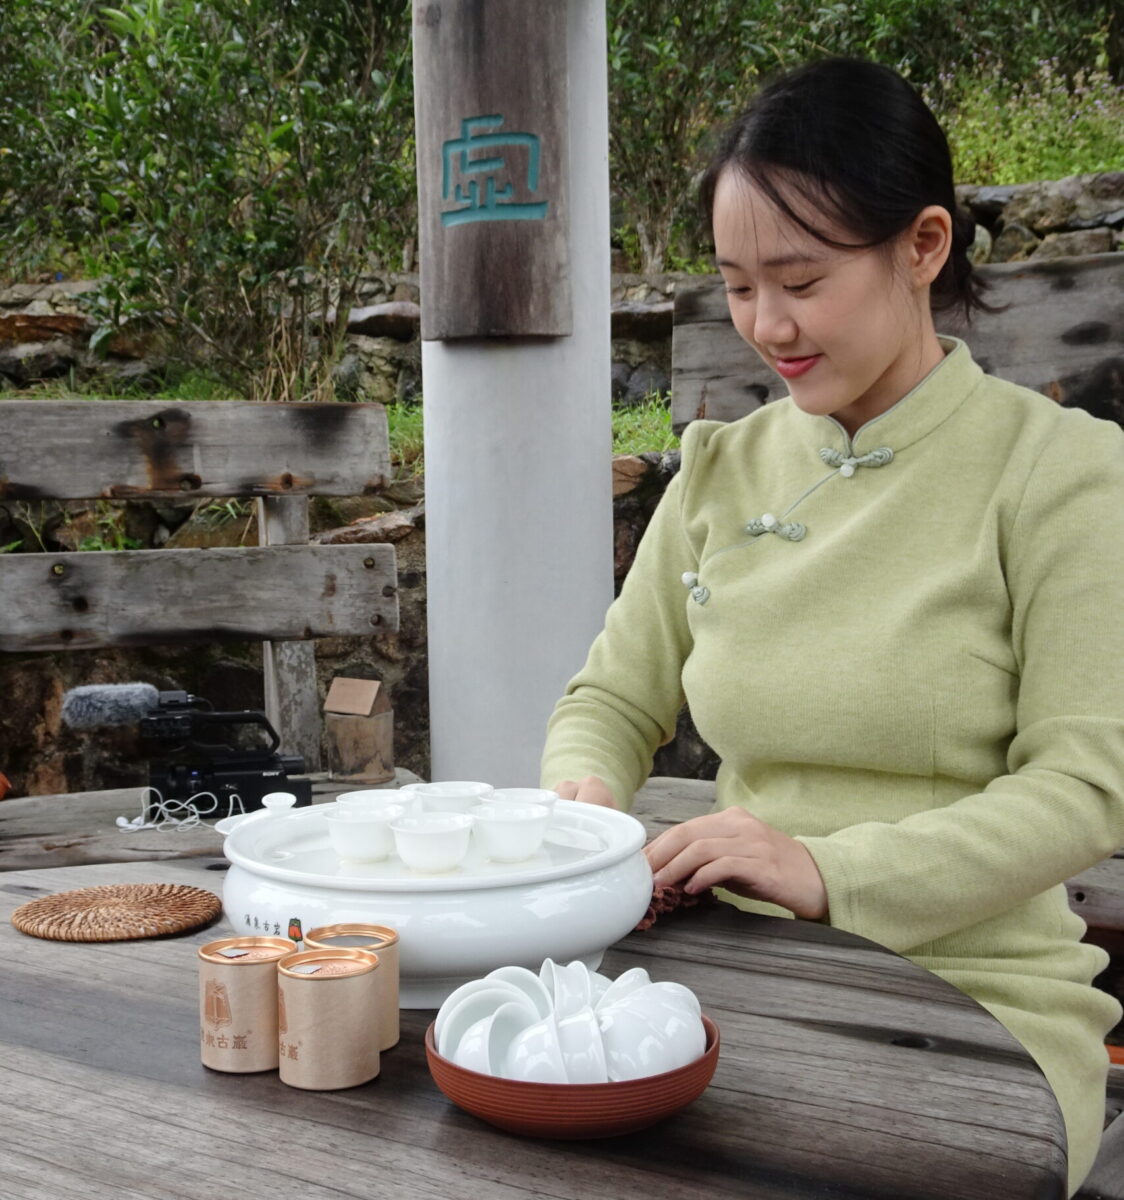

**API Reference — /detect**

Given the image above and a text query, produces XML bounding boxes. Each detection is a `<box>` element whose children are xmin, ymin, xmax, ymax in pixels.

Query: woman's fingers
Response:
<box><xmin>552</xmin><ymin>775</ymin><xmax>617</xmax><ymax>808</ymax></box>
<box><xmin>645</xmin><ymin>808</ymin><xmax>757</xmax><ymax>873</ymax></box>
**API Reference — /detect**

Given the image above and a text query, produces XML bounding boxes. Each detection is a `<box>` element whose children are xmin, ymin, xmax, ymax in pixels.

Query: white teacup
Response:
<box><xmin>400</xmin><ymin>780</ymin><xmax>494</xmax><ymax>815</ymax></box>
<box><xmin>469</xmin><ymin>802</ymin><xmax>550</xmax><ymax>863</ymax></box>
<box><xmin>335</xmin><ymin>789</ymin><xmax>409</xmax><ymax>814</ymax></box>
<box><xmin>390</xmin><ymin>812</ymin><xmax>474</xmax><ymax>872</ymax></box>
<box><xmin>503</xmin><ymin>1013</ymin><xmax>568</xmax><ymax>1083</ymax></box>
<box><xmin>452</xmin><ymin>1000</ymin><xmax>539</xmax><ymax>1076</ymax></box>
<box><xmin>488</xmin><ymin>787</ymin><xmax>561</xmax><ymax>815</ymax></box>
<box><xmin>323</xmin><ymin>803</ymin><xmax>404</xmax><ymax>863</ymax></box>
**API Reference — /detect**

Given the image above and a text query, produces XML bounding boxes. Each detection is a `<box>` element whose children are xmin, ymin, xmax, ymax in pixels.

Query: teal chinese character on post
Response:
<box><xmin>414</xmin><ymin>0</ymin><xmax>571</xmax><ymax>339</ymax></box>
<box><xmin>441</xmin><ymin>116</ymin><xmax>548</xmax><ymax>227</ymax></box>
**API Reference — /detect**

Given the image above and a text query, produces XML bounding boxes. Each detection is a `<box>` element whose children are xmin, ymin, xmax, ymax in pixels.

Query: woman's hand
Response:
<box><xmin>553</xmin><ymin>775</ymin><xmax>618</xmax><ymax>809</ymax></box>
<box><xmin>645</xmin><ymin>807</ymin><xmax>828</xmax><ymax>920</ymax></box>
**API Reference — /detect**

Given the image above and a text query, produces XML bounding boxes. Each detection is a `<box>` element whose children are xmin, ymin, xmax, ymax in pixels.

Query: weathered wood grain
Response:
<box><xmin>1077</xmin><ymin>1109</ymin><xmax>1124</xmax><ymax>1200</ymax></box>
<box><xmin>413</xmin><ymin>0</ymin><xmax>571</xmax><ymax>338</ymax></box>
<box><xmin>0</xmin><ymin>857</ymin><xmax>1066</xmax><ymax>1199</ymax></box>
<box><xmin>258</xmin><ymin>494</ymin><xmax>322</xmax><ymax>772</ymax></box>
<box><xmin>0</xmin><ymin>774</ymin><xmax>424</xmax><ymax>871</ymax></box>
<box><xmin>0</xmin><ymin>542</ymin><xmax>398</xmax><ymax>651</ymax></box>
<box><xmin>0</xmin><ymin>399</ymin><xmax>391</xmax><ymax>500</ymax></box>
<box><xmin>672</xmin><ymin>252</ymin><xmax>1124</xmax><ymax>428</ymax></box>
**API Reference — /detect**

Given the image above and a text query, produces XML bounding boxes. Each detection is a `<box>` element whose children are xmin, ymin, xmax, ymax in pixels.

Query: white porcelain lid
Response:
<box><xmin>223</xmin><ymin>799</ymin><xmax>646</xmax><ymax>892</ymax></box>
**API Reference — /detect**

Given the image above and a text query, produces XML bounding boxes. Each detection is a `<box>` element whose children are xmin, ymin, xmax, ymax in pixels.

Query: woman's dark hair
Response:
<box><xmin>699</xmin><ymin>58</ymin><xmax>992</xmax><ymax>321</ymax></box>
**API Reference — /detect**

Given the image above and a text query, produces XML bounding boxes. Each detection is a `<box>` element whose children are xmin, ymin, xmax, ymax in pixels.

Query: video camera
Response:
<box><xmin>60</xmin><ymin>683</ymin><xmax>313</xmax><ymax>819</ymax></box>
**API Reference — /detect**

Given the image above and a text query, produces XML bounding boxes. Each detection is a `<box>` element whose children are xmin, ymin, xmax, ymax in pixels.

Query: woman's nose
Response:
<box><xmin>753</xmin><ymin>293</ymin><xmax>797</xmax><ymax>347</ymax></box>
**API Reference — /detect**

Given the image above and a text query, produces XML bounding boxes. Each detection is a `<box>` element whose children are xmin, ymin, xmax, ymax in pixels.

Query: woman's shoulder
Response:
<box><xmin>679</xmin><ymin>399</ymin><xmax>790</xmax><ymax>462</ymax></box>
<box><xmin>972</xmin><ymin>367</ymin><xmax>1124</xmax><ymax>451</ymax></box>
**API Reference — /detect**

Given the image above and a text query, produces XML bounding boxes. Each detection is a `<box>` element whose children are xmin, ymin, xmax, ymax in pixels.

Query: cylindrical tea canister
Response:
<box><xmin>304</xmin><ymin>924</ymin><xmax>400</xmax><ymax>1050</ymax></box>
<box><xmin>277</xmin><ymin>949</ymin><xmax>381</xmax><ymax>1090</ymax></box>
<box><xmin>198</xmin><ymin>936</ymin><xmax>293</xmax><ymax>1073</ymax></box>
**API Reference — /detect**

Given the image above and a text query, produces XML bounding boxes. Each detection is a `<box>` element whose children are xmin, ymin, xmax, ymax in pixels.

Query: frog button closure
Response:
<box><xmin>819</xmin><ymin>446</ymin><xmax>895</xmax><ymax>477</ymax></box>
<box><xmin>745</xmin><ymin>512</ymin><xmax>807</xmax><ymax>541</ymax></box>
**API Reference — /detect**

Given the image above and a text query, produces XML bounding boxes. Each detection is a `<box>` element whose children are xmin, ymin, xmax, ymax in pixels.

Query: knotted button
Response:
<box><xmin>681</xmin><ymin>570</ymin><xmax>709</xmax><ymax>605</ymax></box>
<box><xmin>819</xmin><ymin>446</ymin><xmax>894</xmax><ymax>476</ymax></box>
<box><xmin>746</xmin><ymin>514</ymin><xmax>806</xmax><ymax>541</ymax></box>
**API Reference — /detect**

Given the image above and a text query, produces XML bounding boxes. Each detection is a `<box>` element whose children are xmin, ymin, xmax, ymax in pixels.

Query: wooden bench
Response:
<box><xmin>0</xmin><ymin>399</ymin><xmax>400</xmax><ymax>774</ymax></box>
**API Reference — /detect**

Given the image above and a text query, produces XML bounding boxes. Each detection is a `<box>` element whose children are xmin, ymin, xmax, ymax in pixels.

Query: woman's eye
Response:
<box><xmin>785</xmin><ymin>278</ymin><xmax>821</xmax><ymax>294</ymax></box>
<box><xmin>724</xmin><ymin>285</ymin><xmax>752</xmax><ymax>297</ymax></box>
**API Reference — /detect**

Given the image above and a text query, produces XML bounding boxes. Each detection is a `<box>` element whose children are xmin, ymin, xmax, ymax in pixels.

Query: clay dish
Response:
<box><xmin>424</xmin><ymin>1015</ymin><xmax>719</xmax><ymax>1139</ymax></box>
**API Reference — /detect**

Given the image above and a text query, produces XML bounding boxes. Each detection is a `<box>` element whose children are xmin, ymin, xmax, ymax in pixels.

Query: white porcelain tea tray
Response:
<box><xmin>223</xmin><ymin>799</ymin><xmax>643</xmax><ymax>892</ymax></box>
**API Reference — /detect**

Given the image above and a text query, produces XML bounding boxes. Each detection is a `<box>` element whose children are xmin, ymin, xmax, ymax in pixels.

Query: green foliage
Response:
<box><xmin>931</xmin><ymin>60</ymin><xmax>1124</xmax><ymax>184</ymax></box>
<box><xmin>0</xmin><ymin>540</ymin><xmax>23</xmax><ymax>554</ymax></box>
<box><xmin>606</xmin><ymin>1</ymin><xmax>767</xmax><ymax>275</ymax></box>
<box><xmin>385</xmin><ymin>399</ymin><xmax>426</xmax><ymax>479</ymax></box>
<box><xmin>605</xmin><ymin>0</ymin><xmax>1121</xmax><ymax>271</ymax></box>
<box><xmin>0</xmin><ymin>0</ymin><xmax>415</xmax><ymax>399</ymax></box>
<box><xmin>69</xmin><ymin>502</ymin><xmax>142</xmax><ymax>552</ymax></box>
<box><xmin>612</xmin><ymin>394</ymin><xmax>680</xmax><ymax>455</ymax></box>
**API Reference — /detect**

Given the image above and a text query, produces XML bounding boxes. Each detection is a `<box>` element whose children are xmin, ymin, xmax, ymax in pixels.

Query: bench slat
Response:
<box><xmin>0</xmin><ymin>400</ymin><xmax>391</xmax><ymax>500</ymax></box>
<box><xmin>672</xmin><ymin>252</ymin><xmax>1124</xmax><ymax>429</ymax></box>
<box><xmin>0</xmin><ymin>543</ymin><xmax>398</xmax><ymax>650</ymax></box>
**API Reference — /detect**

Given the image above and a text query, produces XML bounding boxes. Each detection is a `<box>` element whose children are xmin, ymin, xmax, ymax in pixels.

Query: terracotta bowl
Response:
<box><xmin>424</xmin><ymin>1015</ymin><xmax>720</xmax><ymax>1138</ymax></box>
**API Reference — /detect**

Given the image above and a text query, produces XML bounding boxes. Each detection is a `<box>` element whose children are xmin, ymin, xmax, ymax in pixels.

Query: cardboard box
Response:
<box><xmin>324</xmin><ymin>677</ymin><xmax>394</xmax><ymax>784</ymax></box>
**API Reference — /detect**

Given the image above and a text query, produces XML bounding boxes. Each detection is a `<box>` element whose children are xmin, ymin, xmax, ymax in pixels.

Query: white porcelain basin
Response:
<box><xmin>222</xmin><ymin>800</ymin><xmax>652</xmax><ymax>1007</ymax></box>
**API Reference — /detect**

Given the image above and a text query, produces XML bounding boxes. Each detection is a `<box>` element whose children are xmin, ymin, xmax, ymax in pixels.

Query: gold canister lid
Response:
<box><xmin>278</xmin><ymin>948</ymin><xmax>379</xmax><ymax>979</ymax></box>
<box><xmin>198</xmin><ymin>936</ymin><xmax>295</xmax><ymax>964</ymax></box>
<box><xmin>303</xmin><ymin>923</ymin><xmax>398</xmax><ymax>951</ymax></box>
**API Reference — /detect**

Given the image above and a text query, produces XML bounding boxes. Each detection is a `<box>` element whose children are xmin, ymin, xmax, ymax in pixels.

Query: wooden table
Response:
<box><xmin>0</xmin><ymin>854</ymin><xmax>1067</xmax><ymax>1200</ymax></box>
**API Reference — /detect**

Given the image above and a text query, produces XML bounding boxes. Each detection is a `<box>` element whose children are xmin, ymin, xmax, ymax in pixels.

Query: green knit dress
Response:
<box><xmin>541</xmin><ymin>339</ymin><xmax>1124</xmax><ymax>1194</ymax></box>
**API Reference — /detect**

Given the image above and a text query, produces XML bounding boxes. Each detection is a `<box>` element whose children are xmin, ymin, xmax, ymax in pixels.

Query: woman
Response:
<box><xmin>540</xmin><ymin>58</ymin><xmax>1124</xmax><ymax>1194</ymax></box>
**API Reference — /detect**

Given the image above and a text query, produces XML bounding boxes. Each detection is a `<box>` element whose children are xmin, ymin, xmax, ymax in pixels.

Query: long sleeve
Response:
<box><xmin>797</xmin><ymin>418</ymin><xmax>1124</xmax><ymax>954</ymax></box>
<box><xmin>539</xmin><ymin>425</ymin><xmax>716</xmax><ymax>809</ymax></box>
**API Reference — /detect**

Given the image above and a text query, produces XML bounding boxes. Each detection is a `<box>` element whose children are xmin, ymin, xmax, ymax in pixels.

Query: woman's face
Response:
<box><xmin>712</xmin><ymin>169</ymin><xmax>945</xmax><ymax>435</ymax></box>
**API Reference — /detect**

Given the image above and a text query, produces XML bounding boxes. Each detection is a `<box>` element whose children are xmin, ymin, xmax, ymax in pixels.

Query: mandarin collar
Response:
<box><xmin>790</xmin><ymin>337</ymin><xmax>985</xmax><ymax>459</ymax></box>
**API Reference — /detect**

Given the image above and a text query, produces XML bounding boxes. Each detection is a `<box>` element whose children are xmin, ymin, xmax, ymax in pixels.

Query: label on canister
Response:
<box><xmin>303</xmin><ymin>925</ymin><xmax>399</xmax><ymax>1051</ymax></box>
<box><xmin>197</xmin><ymin>937</ymin><xmax>294</xmax><ymax>1073</ymax></box>
<box><xmin>277</xmin><ymin>949</ymin><xmax>381</xmax><ymax>1090</ymax></box>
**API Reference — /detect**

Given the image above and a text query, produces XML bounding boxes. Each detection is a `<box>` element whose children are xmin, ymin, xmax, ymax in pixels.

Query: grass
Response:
<box><xmin>387</xmin><ymin>392</ymin><xmax>680</xmax><ymax>477</ymax></box>
<box><xmin>611</xmin><ymin>393</ymin><xmax>680</xmax><ymax>455</ymax></box>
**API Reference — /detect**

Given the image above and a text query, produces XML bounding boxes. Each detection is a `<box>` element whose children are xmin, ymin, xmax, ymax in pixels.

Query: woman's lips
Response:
<box><xmin>774</xmin><ymin>354</ymin><xmax>822</xmax><ymax>379</ymax></box>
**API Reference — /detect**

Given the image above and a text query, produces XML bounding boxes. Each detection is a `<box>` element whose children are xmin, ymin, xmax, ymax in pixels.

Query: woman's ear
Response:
<box><xmin>906</xmin><ymin>205</ymin><xmax>953</xmax><ymax>288</ymax></box>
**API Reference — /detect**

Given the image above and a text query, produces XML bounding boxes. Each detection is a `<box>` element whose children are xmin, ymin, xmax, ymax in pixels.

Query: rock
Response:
<box><xmin>610</xmin><ymin>361</ymin><xmax>632</xmax><ymax>401</ymax></box>
<box><xmin>163</xmin><ymin>502</ymin><xmax>257</xmax><ymax>549</ymax></box>
<box><xmin>992</xmin><ymin>221</ymin><xmax>1040</xmax><ymax>262</ymax></box>
<box><xmin>612</xmin><ymin>455</ymin><xmax>651</xmax><ymax>497</ymax></box>
<box><xmin>314</xmin><ymin>509</ymin><xmax>416</xmax><ymax>545</ymax></box>
<box><xmin>957</xmin><ymin>184</ymin><xmax>1021</xmax><ymax>223</ymax></box>
<box><xmin>1031</xmin><ymin>228</ymin><xmax>1115</xmax><ymax>259</ymax></box>
<box><xmin>346</xmin><ymin>301</ymin><xmax>420</xmax><ymax>342</ymax></box>
<box><xmin>0</xmin><ymin>337</ymin><xmax>81</xmax><ymax>383</ymax></box>
<box><xmin>312</xmin><ymin>495</ymin><xmax>396</xmax><ymax>533</ymax></box>
<box><xmin>623</xmin><ymin>360</ymin><xmax>670</xmax><ymax>404</ymax></box>
<box><xmin>999</xmin><ymin>174</ymin><xmax>1124</xmax><ymax>237</ymax></box>
<box><xmin>1002</xmin><ymin>177</ymin><xmax>1084</xmax><ymax>234</ymax></box>
<box><xmin>969</xmin><ymin>224</ymin><xmax>993</xmax><ymax>265</ymax></box>
<box><xmin>611</xmin><ymin>300</ymin><xmax>673</xmax><ymax>342</ymax></box>
<box><xmin>0</xmin><ymin>312</ymin><xmax>91</xmax><ymax>343</ymax></box>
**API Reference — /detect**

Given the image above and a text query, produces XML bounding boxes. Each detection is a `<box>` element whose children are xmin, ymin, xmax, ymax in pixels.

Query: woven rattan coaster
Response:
<box><xmin>11</xmin><ymin>883</ymin><xmax>222</xmax><ymax>942</ymax></box>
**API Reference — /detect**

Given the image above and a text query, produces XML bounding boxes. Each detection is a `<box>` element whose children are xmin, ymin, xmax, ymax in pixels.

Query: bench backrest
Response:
<box><xmin>671</xmin><ymin>252</ymin><xmax>1124</xmax><ymax>429</ymax></box>
<box><xmin>0</xmin><ymin>399</ymin><xmax>399</xmax><ymax>772</ymax></box>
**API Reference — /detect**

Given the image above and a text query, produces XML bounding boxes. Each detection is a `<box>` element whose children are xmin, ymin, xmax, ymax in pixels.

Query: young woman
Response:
<box><xmin>540</xmin><ymin>58</ymin><xmax>1124</xmax><ymax>1194</ymax></box>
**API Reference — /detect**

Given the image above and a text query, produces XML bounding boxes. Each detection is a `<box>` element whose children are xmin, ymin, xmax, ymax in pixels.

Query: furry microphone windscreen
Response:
<box><xmin>60</xmin><ymin>683</ymin><xmax>161</xmax><ymax>730</ymax></box>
